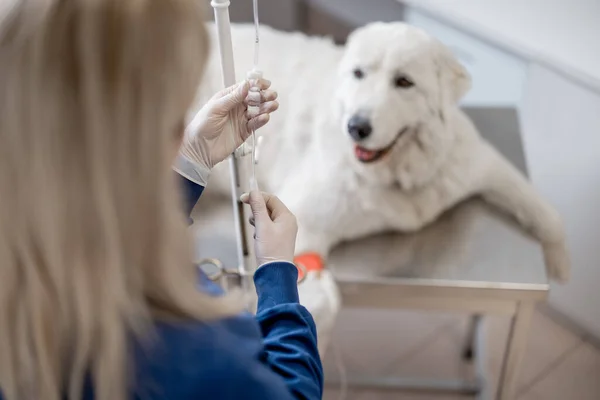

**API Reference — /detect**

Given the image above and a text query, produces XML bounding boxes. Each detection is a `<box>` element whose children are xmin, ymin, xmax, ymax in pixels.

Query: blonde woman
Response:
<box><xmin>0</xmin><ymin>1</ymin><xmax>322</xmax><ymax>400</ymax></box>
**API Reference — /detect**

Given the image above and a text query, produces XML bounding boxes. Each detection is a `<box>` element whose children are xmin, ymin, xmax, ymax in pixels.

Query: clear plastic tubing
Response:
<box><xmin>253</xmin><ymin>0</ymin><xmax>260</xmax><ymax>69</ymax></box>
<box><xmin>248</xmin><ymin>0</ymin><xmax>261</xmax><ymax>191</ymax></box>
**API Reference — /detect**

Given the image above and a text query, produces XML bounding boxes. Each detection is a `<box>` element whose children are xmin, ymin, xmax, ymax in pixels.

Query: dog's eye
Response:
<box><xmin>353</xmin><ymin>68</ymin><xmax>365</xmax><ymax>79</ymax></box>
<box><xmin>394</xmin><ymin>75</ymin><xmax>414</xmax><ymax>88</ymax></box>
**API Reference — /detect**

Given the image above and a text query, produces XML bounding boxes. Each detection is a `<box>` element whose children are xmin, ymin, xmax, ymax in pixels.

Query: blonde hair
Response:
<box><xmin>0</xmin><ymin>1</ymin><xmax>239</xmax><ymax>399</ymax></box>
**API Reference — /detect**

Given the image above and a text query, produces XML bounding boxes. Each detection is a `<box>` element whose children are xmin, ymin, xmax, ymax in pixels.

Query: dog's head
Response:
<box><xmin>336</xmin><ymin>22</ymin><xmax>470</xmax><ymax>175</ymax></box>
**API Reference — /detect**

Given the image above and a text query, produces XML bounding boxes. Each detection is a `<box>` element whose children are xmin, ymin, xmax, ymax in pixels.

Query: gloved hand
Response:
<box><xmin>174</xmin><ymin>79</ymin><xmax>278</xmax><ymax>186</ymax></box>
<box><xmin>240</xmin><ymin>191</ymin><xmax>298</xmax><ymax>267</ymax></box>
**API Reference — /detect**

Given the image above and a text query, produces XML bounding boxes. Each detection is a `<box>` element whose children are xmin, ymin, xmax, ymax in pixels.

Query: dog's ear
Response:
<box><xmin>434</xmin><ymin>40</ymin><xmax>471</xmax><ymax>105</ymax></box>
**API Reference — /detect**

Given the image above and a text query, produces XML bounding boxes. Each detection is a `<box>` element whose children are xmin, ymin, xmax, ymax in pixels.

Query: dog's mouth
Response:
<box><xmin>354</xmin><ymin>127</ymin><xmax>409</xmax><ymax>163</ymax></box>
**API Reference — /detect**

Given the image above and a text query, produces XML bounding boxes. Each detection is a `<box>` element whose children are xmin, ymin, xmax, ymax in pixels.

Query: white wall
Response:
<box><xmin>522</xmin><ymin>64</ymin><xmax>600</xmax><ymax>336</ymax></box>
<box><xmin>401</xmin><ymin>0</ymin><xmax>600</xmax><ymax>94</ymax></box>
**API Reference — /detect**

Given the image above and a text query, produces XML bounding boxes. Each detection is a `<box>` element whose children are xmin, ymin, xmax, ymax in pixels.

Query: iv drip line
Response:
<box><xmin>253</xmin><ymin>0</ymin><xmax>260</xmax><ymax>69</ymax></box>
<box><xmin>248</xmin><ymin>0</ymin><xmax>261</xmax><ymax>191</ymax></box>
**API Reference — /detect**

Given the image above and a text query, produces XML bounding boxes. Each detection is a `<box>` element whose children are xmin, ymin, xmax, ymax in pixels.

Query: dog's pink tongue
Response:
<box><xmin>355</xmin><ymin>145</ymin><xmax>379</xmax><ymax>162</ymax></box>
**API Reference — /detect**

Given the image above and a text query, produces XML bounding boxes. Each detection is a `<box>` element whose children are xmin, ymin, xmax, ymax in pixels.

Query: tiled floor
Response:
<box><xmin>321</xmin><ymin>307</ymin><xmax>600</xmax><ymax>400</ymax></box>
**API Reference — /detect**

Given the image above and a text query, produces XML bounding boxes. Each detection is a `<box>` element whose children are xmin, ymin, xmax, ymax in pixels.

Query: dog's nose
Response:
<box><xmin>348</xmin><ymin>116</ymin><xmax>372</xmax><ymax>141</ymax></box>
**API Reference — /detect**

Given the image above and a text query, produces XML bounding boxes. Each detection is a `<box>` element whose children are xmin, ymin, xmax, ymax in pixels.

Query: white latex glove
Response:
<box><xmin>240</xmin><ymin>191</ymin><xmax>298</xmax><ymax>267</ymax></box>
<box><xmin>174</xmin><ymin>79</ymin><xmax>278</xmax><ymax>186</ymax></box>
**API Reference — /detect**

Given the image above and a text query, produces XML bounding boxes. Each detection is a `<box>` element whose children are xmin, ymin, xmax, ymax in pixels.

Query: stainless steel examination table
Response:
<box><xmin>193</xmin><ymin>107</ymin><xmax>548</xmax><ymax>400</ymax></box>
<box><xmin>327</xmin><ymin>196</ymin><xmax>547</xmax><ymax>400</ymax></box>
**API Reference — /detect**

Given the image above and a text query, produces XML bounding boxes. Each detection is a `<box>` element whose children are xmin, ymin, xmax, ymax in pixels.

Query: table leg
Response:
<box><xmin>496</xmin><ymin>302</ymin><xmax>535</xmax><ymax>400</ymax></box>
<box><xmin>463</xmin><ymin>314</ymin><xmax>481</xmax><ymax>361</ymax></box>
<box><xmin>473</xmin><ymin>315</ymin><xmax>490</xmax><ymax>400</ymax></box>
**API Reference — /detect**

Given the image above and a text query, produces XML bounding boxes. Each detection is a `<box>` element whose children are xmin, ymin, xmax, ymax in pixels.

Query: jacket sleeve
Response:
<box><xmin>253</xmin><ymin>262</ymin><xmax>324</xmax><ymax>399</ymax></box>
<box><xmin>179</xmin><ymin>175</ymin><xmax>204</xmax><ymax>223</ymax></box>
<box><xmin>179</xmin><ymin>173</ymin><xmax>323</xmax><ymax>398</ymax></box>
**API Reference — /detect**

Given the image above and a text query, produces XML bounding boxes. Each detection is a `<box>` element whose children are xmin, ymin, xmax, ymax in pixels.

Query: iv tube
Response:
<box><xmin>249</xmin><ymin>0</ymin><xmax>261</xmax><ymax>190</ymax></box>
<box><xmin>253</xmin><ymin>0</ymin><xmax>260</xmax><ymax>68</ymax></box>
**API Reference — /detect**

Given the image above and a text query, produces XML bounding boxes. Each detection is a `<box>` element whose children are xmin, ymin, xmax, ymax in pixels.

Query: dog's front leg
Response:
<box><xmin>275</xmin><ymin>165</ymin><xmax>352</xmax><ymax>258</ymax></box>
<box><xmin>478</xmin><ymin>143</ymin><xmax>570</xmax><ymax>282</ymax></box>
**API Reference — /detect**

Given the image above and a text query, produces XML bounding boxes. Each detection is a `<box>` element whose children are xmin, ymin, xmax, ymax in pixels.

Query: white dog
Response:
<box><xmin>195</xmin><ymin>22</ymin><xmax>570</xmax><ymax>350</ymax></box>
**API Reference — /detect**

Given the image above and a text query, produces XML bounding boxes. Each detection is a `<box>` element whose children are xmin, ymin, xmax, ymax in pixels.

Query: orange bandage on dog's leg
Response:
<box><xmin>294</xmin><ymin>252</ymin><xmax>325</xmax><ymax>281</ymax></box>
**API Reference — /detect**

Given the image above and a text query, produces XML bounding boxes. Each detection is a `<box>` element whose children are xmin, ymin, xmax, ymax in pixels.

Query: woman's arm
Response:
<box><xmin>179</xmin><ymin>175</ymin><xmax>204</xmax><ymax>222</ymax></box>
<box><xmin>178</xmin><ymin>173</ymin><xmax>322</xmax><ymax>397</ymax></box>
<box><xmin>254</xmin><ymin>262</ymin><xmax>324</xmax><ymax>399</ymax></box>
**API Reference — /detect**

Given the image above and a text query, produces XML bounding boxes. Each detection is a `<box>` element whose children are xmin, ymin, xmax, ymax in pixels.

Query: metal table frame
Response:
<box><xmin>325</xmin><ymin>278</ymin><xmax>547</xmax><ymax>400</ymax></box>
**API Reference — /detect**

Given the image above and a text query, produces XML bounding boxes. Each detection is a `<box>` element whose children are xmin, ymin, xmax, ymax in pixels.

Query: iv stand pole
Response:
<box><xmin>210</xmin><ymin>0</ymin><xmax>252</xmax><ymax>293</ymax></box>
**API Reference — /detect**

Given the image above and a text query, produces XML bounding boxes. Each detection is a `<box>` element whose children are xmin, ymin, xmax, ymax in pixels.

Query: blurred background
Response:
<box><xmin>202</xmin><ymin>0</ymin><xmax>600</xmax><ymax>398</ymax></box>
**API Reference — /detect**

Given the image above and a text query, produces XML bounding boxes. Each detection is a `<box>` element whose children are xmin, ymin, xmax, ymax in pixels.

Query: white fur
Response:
<box><xmin>196</xmin><ymin>22</ymin><xmax>570</xmax><ymax>350</ymax></box>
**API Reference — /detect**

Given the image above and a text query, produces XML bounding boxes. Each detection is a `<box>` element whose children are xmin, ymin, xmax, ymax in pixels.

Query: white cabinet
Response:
<box><xmin>404</xmin><ymin>9</ymin><xmax>528</xmax><ymax>108</ymax></box>
<box><xmin>521</xmin><ymin>65</ymin><xmax>600</xmax><ymax>336</ymax></box>
<box><xmin>405</xmin><ymin>5</ymin><xmax>600</xmax><ymax>338</ymax></box>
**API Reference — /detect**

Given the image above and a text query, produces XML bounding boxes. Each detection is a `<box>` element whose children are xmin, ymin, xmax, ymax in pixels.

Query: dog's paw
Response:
<box><xmin>543</xmin><ymin>241</ymin><xmax>571</xmax><ymax>283</ymax></box>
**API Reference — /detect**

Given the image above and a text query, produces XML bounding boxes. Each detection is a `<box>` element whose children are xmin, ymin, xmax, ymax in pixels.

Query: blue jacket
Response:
<box><xmin>1</xmin><ymin>178</ymin><xmax>323</xmax><ymax>400</ymax></box>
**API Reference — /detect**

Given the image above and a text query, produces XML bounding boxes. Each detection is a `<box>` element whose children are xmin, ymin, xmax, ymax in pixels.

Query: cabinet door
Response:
<box><xmin>522</xmin><ymin>64</ymin><xmax>600</xmax><ymax>337</ymax></box>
